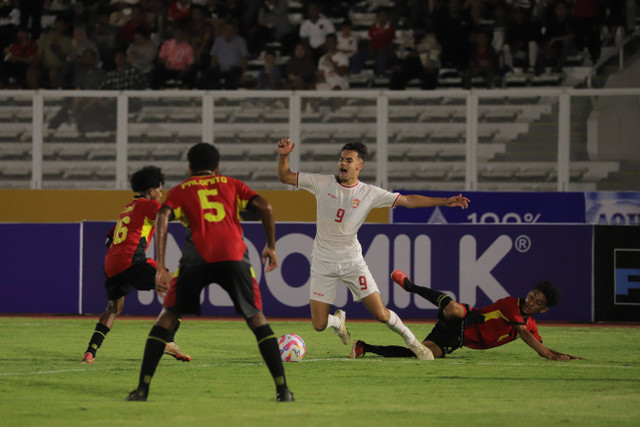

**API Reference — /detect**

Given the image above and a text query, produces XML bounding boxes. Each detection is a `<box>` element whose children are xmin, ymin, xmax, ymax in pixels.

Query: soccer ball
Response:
<box><xmin>278</xmin><ymin>334</ymin><xmax>306</xmax><ymax>362</ymax></box>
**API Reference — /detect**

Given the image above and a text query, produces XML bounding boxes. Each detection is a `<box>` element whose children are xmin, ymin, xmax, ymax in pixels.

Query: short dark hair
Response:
<box><xmin>130</xmin><ymin>166</ymin><xmax>165</xmax><ymax>193</ymax></box>
<box><xmin>188</xmin><ymin>143</ymin><xmax>220</xmax><ymax>172</ymax></box>
<box><xmin>535</xmin><ymin>280</ymin><xmax>562</xmax><ymax>307</ymax></box>
<box><xmin>341</xmin><ymin>141</ymin><xmax>368</xmax><ymax>162</ymax></box>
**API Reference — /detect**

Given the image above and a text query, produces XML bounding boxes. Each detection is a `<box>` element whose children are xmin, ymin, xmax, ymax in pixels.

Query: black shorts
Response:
<box><xmin>104</xmin><ymin>261</ymin><xmax>157</xmax><ymax>301</ymax></box>
<box><xmin>424</xmin><ymin>303</ymin><xmax>472</xmax><ymax>356</ymax></box>
<box><xmin>163</xmin><ymin>260</ymin><xmax>262</xmax><ymax>319</ymax></box>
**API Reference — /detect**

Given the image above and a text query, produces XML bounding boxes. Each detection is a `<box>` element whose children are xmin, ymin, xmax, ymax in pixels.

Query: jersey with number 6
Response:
<box><xmin>297</xmin><ymin>172</ymin><xmax>400</xmax><ymax>263</ymax></box>
<box><xmin>104</xmin><ymin>197</ymin><xmax>161</xmax><ymax>278</ymax></box>
<box><xmin>163</xmin><ymin>174</ymin><xmax>257</xmax><ymax>265</ymax></box>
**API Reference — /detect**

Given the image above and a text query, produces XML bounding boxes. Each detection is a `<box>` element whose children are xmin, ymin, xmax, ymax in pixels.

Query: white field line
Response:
<box><xmin>1</xmin><ymin>359</ymin><xmax>635</xmax><ymax>377</ymax></box>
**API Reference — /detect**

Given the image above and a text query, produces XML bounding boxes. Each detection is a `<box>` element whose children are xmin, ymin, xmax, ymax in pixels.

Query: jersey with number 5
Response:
<box><xmin>297</xmin><ymin>172</ymin><xmax>400</xmax><ymax>263</ymax></box>
<box><xmin>104</xmin><ymin>197</ymin><xmax>161</xmax><ymax>278</ymax></box>
<box><xmin>163</xmin><ymin>174</ymin><xmax>257</xmax><ymax>265</ymax></box>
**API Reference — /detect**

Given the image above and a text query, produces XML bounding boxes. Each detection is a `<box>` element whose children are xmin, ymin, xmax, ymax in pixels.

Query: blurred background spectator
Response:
<box><xmin>390</xmin><ymin>23</ymin><xmax>440</xmax><ymax>90</ymax></box>
<box><xmin>0</xmin><ymin>0</ymin><xmax>20</xmax><ymax>53</ymax></box>
<box><xmin>366</xmin><ymin>8</ymin><xmax>396</xmax><ymax>77</ymax></box>
<box><xmin>35</xmin><ymin>15</ymin><xmax>72</xmax><ymax>88</ymax></box>
<box><xmin>463</xmin><ymin>28</ymin><xmax>499</xmax><ymax>88</ymax></box>
<box><xmin>198</xmin><ymin>20</ymin><xmax>247</xmax><ymax>89</ymax></box>
<box><xmin>284</xmin><ymin>41</ymin><xmax>316</xmax><ymax>90</ymax></box>
<box><xmin>316</xmin><ymin>33</ymin><xmax>349</xmax><ymax>91</ymax></box>
<box><xmin>1</xmin><ymin>26</ymin><xmax>38</xmax><ymax>89</ymax></box>
<box><xmin>255</xmin><ymin>0</ymin><xmax>294</xmax><ymax>55</ymax></box>
<box><xmin>126</xmin><ymin>27</ymin><xmax>157</xmax><ymax>82</ymax></box>
<box><xmin>60</xmin><ymin>27</ymin><xmax>100</xmax><ymax>88</ymax></box>
<box><xmin>254</xmin><ymin>48</ymin><xmax>282</xmax><ymax>89</ymax></box>
<box><xmin>152</xmin><ymin>25</ymin><xmax>196</xmax><ymax>88</ymax></box>
<box><xmin>299</xmin><ymin>2</ymin><xmax>335</xmax><ymax>64</ymax></box>
<box><xmin>537</xmin><ymin>0</ymin><xmax>578</xmax><ymax>73</ymax></box>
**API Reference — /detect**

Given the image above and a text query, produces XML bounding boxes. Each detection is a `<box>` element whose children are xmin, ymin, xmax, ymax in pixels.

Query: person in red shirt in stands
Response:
<box><xmin>119</xmin><ymin>4</ymin><xmax>151</xmax><ymax>45</ymax></box>
<box><xmin>126</xmin><ymin>143</ymin><xmax>294</xmax><ymax>403</ymax></box>
<box><xmin>168</xmin><ymin>0</ymin><xmax>192</xmax><ymax>26</ymax></box>
<box><xmin>152</xmin><ymin>25</ymin><xmax>196</xmax><ymax>88</ymax></box>
<box><xmin>367</xmin><ymin>8</ymin><xmax>396</xmax><ymax>76</ymax></box>
<box><xmin>82</xmin><ymin>166</ymin><xmax>190</xmax><ymax>365</ymax></box>
<box><xmin>351</xmin><ymin>270</ymin><xmax>581</xmax><ymax>361</ymax></box>
<box><xmin>1</xmin><ymin>26</ymin><xmax>38</xmax><ymax>88</ymax></box>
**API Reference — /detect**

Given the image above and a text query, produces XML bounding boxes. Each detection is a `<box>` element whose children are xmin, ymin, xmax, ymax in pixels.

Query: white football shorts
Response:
<box><xmin>309</xmin><ymin>257</ymin><xmax>379</xmax><ymax>304</ymax></box>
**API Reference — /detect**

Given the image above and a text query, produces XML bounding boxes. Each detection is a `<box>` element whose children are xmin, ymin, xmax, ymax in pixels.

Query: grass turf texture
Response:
<box><xmin>1</xmin><ymin>317</ymin><xmax>639</xmax><ymax>427</ymax></box>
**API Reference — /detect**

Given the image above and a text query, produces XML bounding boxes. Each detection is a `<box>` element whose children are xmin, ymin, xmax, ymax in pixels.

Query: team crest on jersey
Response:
<box><xmin>352</xmin><ymin>198</ymin><xmax>361</xmax><ymax>208</ymax></box>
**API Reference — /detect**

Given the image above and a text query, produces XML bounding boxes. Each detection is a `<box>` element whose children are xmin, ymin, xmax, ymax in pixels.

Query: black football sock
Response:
<box><xmin>85</xmin><ymin>323</ymin><xmax>110</xmax><ymax>356</ymax></box>
<box><xmin>406</xmin><ymin>281</ymin><xmax>453</xmax><ymax>310</ymax></box>
<box><xmin>362</xmin><ymin>342</ymin><xmax>416</xmax><ymax>358</ymax></box>
<box><xmin>253</xmin><ymin>324</ymin><xmax>287</xmax><ymax>392</ymax></box>
<box><xmin>167</xmin><ymin>317</ymin><xmax>182</xmax><ymax>342</ymax></box>
<box><xmin>136</xmin><ymin>325</ymin><xmax>171</xmax><ymax>395</ymax></box>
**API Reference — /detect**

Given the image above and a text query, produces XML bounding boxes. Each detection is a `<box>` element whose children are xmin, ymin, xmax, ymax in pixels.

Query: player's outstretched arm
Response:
<box><xmin>249</xmin><ymin>195</ymin><xmax>279</xmax><ymax>272</ymax></box>
<box><xmin>515</xmin><ymin>325</ymin><xmax>574</xmax><ymax>361</ymax></box>
<box><xmin>396</xmin><ymin>193</ymin><xmax>470</xmax><ymax>209</ymax></box>
<box><xmin>277</xmin><ymin>137</ymin><xmax>297</xmax><ymax>186</ymax></box>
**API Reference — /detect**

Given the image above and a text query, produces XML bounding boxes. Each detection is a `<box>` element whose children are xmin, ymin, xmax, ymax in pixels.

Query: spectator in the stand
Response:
<box><xmin>389</xmin><ymin>0</ymin><xmax>434</xmax><ymax>30</ymax></box>
<box><xmin>299</xmin><ymin>2</ymin><xmax>335</xmax><ymax>64</ymax></box>
<box><xmin>35</xmin><ymin>16</ymin><xmax>73</xmax><ymax>88</ymax></box>
<box><xmin>503</xmin><ymin>7</ymin><xmax>540</xmax><ymax>74</ymax></box>
<box><xmin>186</xmin><ymin>5</ymin><xmax>215</xmax><ymax>69</ymax></box>
<box><xmin>120</xmin><ymin>4</ymin><xmax>152</xmax><ymax>45</ymax></box>
<box><xmin>19</xmin><ymin>0</ymin><xmax>43</xmax><ymax>40</ymax></box>
<box><xmin>366</xmin><ymin>8</ymin><xmax>396</xmax><ymax>77</ymax></box>
<box><xmin>537</xmin><ymin>0</ymin><xmax>577</xmax><ymax>73</ymax></box>
<box><xmin>256</xmin><ymin>0</ymin><xmax>295</xmax><ymax>55</ymax></box>
<box><xmin>390</xmin><ymin>24</ymin><xmax>440</xmax><ymax>90</ymax></box>
<box><xmin>92</xmin><ymin>7</ymin><xmax>121</xmax><ymax>71</ymax></box>
<box><xmin>60</xmin><ymin>28</ymin><xmax>100</xmax><ymax>88</ymax></box>
<box><xmin>203</xmin><ymin>0</ymin><xmax>227</xmax><ymax>38</ymax></box>
<box><xmin>152</xmin><ymin>25</ymin><xmax>196</xmax><ymax>88</ymax></box>
<box><xmin>316</xmin><ymin>33</ymin><xmax>349</xmax><ymax>91</ymax></box>
<box><xmin>110</xmin><ymin>0</ymin><xmax>134</xmax><ymax>27</ymax></box>
<box><xmin>168</xmin><ymin>0</ymin><xmax>193</xmax><ymax>27</ymax></box>
<box><xmin>337</xmin><ymin>21</ymin><xmax>359</xmax><ymax>74</ymax></box>
<box><xmin>48</xmin><ymin>49</ymin><xmax>106</xmax><ymax>131</ymax></box>
<box><xmin>463</xmin><ymin>29</ymin><xmax>499</xmax><ymax>88</ymax></box>
<box><xmin>573</xmin><ymin>0</ymin><xmax>601</xmax><ymax>65</ymax></box>
<box><xmin>100</xmin><ymin>49</ymin><xmax>148</xmax><ymax>90</ymax></box>
<box><xmin>1</xmin><ymin>26</ymin><xmax>38</xmax><ymax>89</ymax></box>
<box><xmin>434</xmin><ymin>0</ymin><xmax>474</xmax><ymax>72</ymax></box>
<box><xmin>284</xmin><ymin>42</ymin><xmax>316</xmax><ymax>90</ymax></box>
<box><xmin>0</xmin><ymin>0</ymin><xmax>20</xmax><ymax>53</ymax></box>
<box><xmin>198</xmin><ymin>20</ymin><xmax>248</xmax><ymax>89</ymax></box>
<box><xmin>127</xmin><ymin>27</ymin><xmax>158</xmax><ymax>82</ymax></box>
<box><xmin>254</xmin><ymin>49</ymin><xmax>283</xmax><ymax>90</ymax></box>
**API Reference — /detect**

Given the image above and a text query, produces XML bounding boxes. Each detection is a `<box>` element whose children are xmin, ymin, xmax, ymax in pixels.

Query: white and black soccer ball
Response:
<box><xmin>278</xmin><ymin>333</ymin><xmax>306</xmax><ymax>362</ymax></box>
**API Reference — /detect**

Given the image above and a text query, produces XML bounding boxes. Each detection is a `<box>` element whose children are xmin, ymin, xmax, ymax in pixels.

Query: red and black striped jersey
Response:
<box><xmin>463</xmin><ymin>296</ymin><xmax>542</xmax><ymax>349</ymax></box>
<box><xmin>104</xmin><ymin>197</ymin><xmax>161</xmax><ymax>277</ymax></box>
<box><xmin>163</xmin><ymin>174</ymin><xmax>257</xmax><ymax>264</ymax></box>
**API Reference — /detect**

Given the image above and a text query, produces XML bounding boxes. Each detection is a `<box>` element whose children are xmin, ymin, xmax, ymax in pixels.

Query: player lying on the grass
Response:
<box><xmin>126</xmin><ymin>143</ymin><xmax>294</xmax><ymax>402</ymax></box>
<box><xmin>82</xmin><ymin>166</ymin><xmax>191</xmax><ymax>364</ymax></box>
<box><xmin>350</xmin><ymin>270</ymin><xmax>581</xmax><ymax>361</ymax></box>
<box><xmin>277</xmin><ymin>137</ymin><xmax>470</xmax><ymax>361</ymax></box>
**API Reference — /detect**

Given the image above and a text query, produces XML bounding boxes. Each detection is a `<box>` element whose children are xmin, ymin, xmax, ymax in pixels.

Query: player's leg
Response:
<box><xmin>82</xmin><ymin>297</ymin><xmax>124</xmax><ymax>363</ymax></box>
<box><xmin>221</xmin><ymin>261</ymin><xmax>294</xmax><ymax>402</ymax></box>
<box><xmin>391</xmin><ymin>270</ymin><xmax>466</xmax><ymax>320</ymax></box>
<box><xmin>309</xmin><ymin>263</ymin><xmax>349</xmax><ymax>344</ymax></box>
<box><xmin>126</xmin><ymin>308</ymin><xmax>180</xmax><ymax>401</ymax></box>
<box><xmin>361</xmin><ymin>292</ymin><xmax>432</xmax><ymax>360</ymax></box>
<box><xmin>246</xmin><ymin>311</ymin><xmax>294</xmax><ymax>402</ymax></box>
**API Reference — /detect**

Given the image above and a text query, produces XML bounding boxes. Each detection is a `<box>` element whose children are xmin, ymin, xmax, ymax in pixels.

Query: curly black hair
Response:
<box><xmin>341</xmin><ymin>141</ymin><xmax>368</xmax><ymax>162</ymax></box>
<box><xmin>130</xmin><ymin>166</ymin><xmax>165</xmax><ymax>193</ymax></box>
<box><xmin>188</xmin><ymin>142</ymin><xmax>220</xmax><ymax>173</ymax></box>
<box><xmin>535</xmin><ymin>280</ymin><xmax>562</xmax><ymax>307</ymax></box>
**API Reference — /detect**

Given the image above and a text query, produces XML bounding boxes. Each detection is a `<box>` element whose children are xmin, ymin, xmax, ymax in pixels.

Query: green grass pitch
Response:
<box><xmin>1</xmin><ymin>316</ymin><xmax>639</xmax><ymax>427</ymax></box>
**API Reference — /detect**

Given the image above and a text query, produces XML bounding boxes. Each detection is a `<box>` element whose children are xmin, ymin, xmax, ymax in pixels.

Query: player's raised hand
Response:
<box><xmin>155</xmin><ymin>268</ymin><xmax>172</xmax><ymax>297</ymax></box>
<box><xmin>446</xmin><ymin>194</ymin><xmax>470</xmax><ymax>209</ymax></box>
<box><xmin>277</xmin><ymin>137</ymin><xmax>296</xmax><ymax>156</ymax></box>
<box><xmin>262</xmin><ymin>245</ymin><xmax>279</xmax><ymax>272</ymax></box>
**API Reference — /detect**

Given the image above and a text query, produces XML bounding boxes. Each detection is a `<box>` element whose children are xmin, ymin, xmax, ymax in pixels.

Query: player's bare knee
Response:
<box><xmin>312</xmin><ymin>319</ymin><xmax>327</xmax><ymax>331</ymax></box>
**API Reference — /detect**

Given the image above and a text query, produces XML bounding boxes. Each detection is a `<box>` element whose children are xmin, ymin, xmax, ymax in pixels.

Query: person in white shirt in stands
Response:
<box><xmin>316</xmin><ymin>33</ymin><xmax>349</xmax><ymax>91</ymax></box>
<box><xmin>336</xmin><ymin>21</ymin><xmax>359</xmax><ymax>73</ymax></box>
<box><xmin>277</xmin><ymin>138</ymin><xmax>470</xmax><ymax>360</ymax></box>
<box><xmin>298</xmin><ymin>2</ymin><xmax>335</xmax><ymax>64</ymax></box>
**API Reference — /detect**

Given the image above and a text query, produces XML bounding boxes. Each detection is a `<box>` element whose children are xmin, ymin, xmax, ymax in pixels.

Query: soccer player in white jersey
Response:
<box><xmin>277</xmin><ymin>138</ymin><xmax>470</xmax><ymax>360</ymax></box>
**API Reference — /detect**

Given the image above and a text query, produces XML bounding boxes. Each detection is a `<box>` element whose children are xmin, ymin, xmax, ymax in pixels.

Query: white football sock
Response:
<box><xmin>324</xmin><ymin>314</ymin><xmax>342</xmax><ymax>331</ymax></box>
<box><xmin>385</xmin><ymin>310</ymin><xmax>416</xmax><ymax>345</ymax></box>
